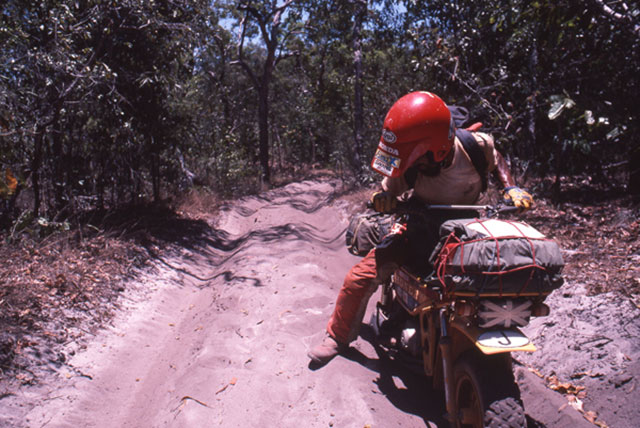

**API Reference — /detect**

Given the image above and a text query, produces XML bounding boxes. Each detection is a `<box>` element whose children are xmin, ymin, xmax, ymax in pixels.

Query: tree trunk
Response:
<box><xmin>152</xmin><ymin>155</ymin><xmax>160</xmax><ymax>202</ymax></box>
<box><xmin>552</xmin><ymin>125</ymin><xmax>564</xmax><ymax>203</ymax></box>
<box><xmin>32</xmin><ymin>126</ymin><xmax>45</xmax><ymax>217</ymax></box>
<box><xmin>258</xmin><ymin>82</ymin><xmax>271</xmax><ymax>184</ymax></box>
<box><xmin>146</xmin><ymin>135</ymin><xmax>160</xmax><ymax>202</ymax></box>
<box><xmin>630</xmin><ymin>145</ymin><xmax>640</xmax><ymax>201</ymax></box>
<box><xmin>351</xmin><ymin>0</ymin><xmax>367</xmax><ymax>173</ymax></box>
<box><xmin>526</xmin><ymin>31</ymin><xmax>539</xmax><ymax>161</ymax></box>
<box><xmin>51</xmin><ymin>107</ymin><xmax>65</xmax><ymax>214</ymax></box>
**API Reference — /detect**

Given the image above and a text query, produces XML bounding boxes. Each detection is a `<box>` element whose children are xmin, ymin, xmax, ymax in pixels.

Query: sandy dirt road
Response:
<box><xmin>5</xmin><ymin>179</ymin><xmax>593</xmax><ymax>427</ymax></box>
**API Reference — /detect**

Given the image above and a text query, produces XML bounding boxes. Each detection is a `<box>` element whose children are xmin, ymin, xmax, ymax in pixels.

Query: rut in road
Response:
<box><xmin>19</xmin><ymin>179</ymin><xmax>443</xmax><ymax>428</ymax></box>
<box><xmin>7</xmin><ymin>178</ymin><xmax>599</xmax><ymax>428</ymax></box>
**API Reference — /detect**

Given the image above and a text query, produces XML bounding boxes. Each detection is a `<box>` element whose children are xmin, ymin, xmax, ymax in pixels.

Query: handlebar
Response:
<box><xmin>422</xmin><ymin>203</ymin><xmax>519</xmax><ymax>216</ymax></box>
<box><xmin>367</xmin><ymin>200</ymin><xmax>520</xmax><ymax>217</ymax></box>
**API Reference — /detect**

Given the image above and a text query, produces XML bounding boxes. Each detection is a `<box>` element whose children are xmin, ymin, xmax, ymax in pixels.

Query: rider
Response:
<box><xmin>308</xmin><ymin>91</ymin><xmax>533</xmax><ymax>365</ymax></box>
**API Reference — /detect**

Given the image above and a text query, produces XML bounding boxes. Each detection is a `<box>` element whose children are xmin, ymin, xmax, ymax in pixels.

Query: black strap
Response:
<box><xmin>456</xmin><ymin>129</ymin><xmax>488</xmax><ymax>192</ymax></box>
<box><xmin>448</xmin><ymin>105</ymin><xmax>470</xmax><ymax>128</ymax></box>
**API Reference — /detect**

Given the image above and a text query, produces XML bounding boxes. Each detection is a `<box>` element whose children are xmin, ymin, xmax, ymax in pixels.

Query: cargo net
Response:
<box><xmin>432</xmin><ymin>218</ymin><xmax>564</xmax><ymax>296</ymax></box>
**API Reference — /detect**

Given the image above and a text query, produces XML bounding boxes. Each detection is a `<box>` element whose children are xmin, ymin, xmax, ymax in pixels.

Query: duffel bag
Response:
<box><xmin>345</xmin><ymin>211</ymin><xmax>394</xmax><ymax>256</ymax></box>
<box><xmin>430</xmin><ymin>218</ymin><xmax>564</xmax><ymax>295</ymax></box>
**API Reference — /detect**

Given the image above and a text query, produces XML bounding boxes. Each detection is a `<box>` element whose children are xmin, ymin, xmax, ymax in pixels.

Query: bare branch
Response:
<box><xmin>272</xmin><ymin>0</ymin><xmax>296</xmax><ymax>27</ymax></box>
<box><xmin>591</xmin><ymin>0</ymin><xmax>640</xmax><ymax>36</ymax></box>
<box><xmin>274</xmin><ymin>51</ymin><xmax>299</xmax><ymax>66</ymax></box>
<box><xmin>432</xmin><ymin>59</ymin><xmax>510</xmax><ymax>122</ymax></box>
<box><xmin>238</xmin><ymin>3</ymin><xmax>271</xmax><ymax>46</ymax></box>
<box><xmin>233</xmin><ymin>13</ymin><xmax>259</xmax><ymax>89</ymax></box>
<box><xmin>275</xmin><ymin>27</ymin><xmax>304</xmax><ymax>63</ymax></box>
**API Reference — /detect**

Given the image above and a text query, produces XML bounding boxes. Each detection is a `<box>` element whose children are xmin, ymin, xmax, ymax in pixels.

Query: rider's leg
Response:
<box><xmin>308</xmin><ymin>238</ymin><xmax>403</xmax><ymax>365</ymax></box>
<box><xmin>308</xmin><ymin>249</ymin><xmax>379</xmax><ymax>365</ymax></box>
<box><xmin>326</xmin><ymin>248</ymin><xmax>380</xmax><ymax>344</ymax></box>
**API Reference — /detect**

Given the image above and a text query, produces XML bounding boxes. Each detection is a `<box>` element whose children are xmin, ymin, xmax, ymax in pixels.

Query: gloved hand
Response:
<box><xmin>370</xmin><ymin>191</ymin><xmax>397</xmax><ymax>213</ymax></box>
<box><xmin>503</xmin><ymin>186</ymin><xmax>534</xmax><ymax>211</ymax></box>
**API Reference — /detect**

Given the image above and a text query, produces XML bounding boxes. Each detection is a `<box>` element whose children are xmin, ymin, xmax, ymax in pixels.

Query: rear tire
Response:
<box><xmin>453</xmin><ymin>353</ymin><xmax>526</xmax><ymax>428</ymax></box>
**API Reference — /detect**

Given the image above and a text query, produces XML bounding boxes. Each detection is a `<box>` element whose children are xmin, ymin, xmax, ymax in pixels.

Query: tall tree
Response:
<box><xmin>351</xmin><ymin>0</ymin><xmax>367</xmax><ymax>173</ymax></box>
<box><xmin>229</xmin><ymin>0</ymin><xmax>302</xmax><ymax>184</ymax></box>
<box><xmin>1</xmin><ymin>0</ymin><xmax>206</xmax><ymax>218</ymax></box>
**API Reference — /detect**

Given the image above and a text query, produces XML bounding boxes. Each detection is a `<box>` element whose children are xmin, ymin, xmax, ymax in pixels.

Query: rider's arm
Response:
<box><xmin>473</xmin><ymin>132</ymin><xmax>513</xmax><ymax>190</ymax></box>
<box><xmin>381</xmin><ymin>176</ymin><xmax>409</xmax><ymax>197</ymax></box>
<box><xmin>477</xmin><ymin>132</ymin><xmax>533</xmax><ymax>210</ymax></box>
<box><xmin>493</xmin><ymin>151</ymin><xmax>516</xmax><ymax>189</ymax></box>
<box><xmin>474</xmin><ymin>131</ymin><xmax>516</xmax><ymax>190</ymax></box>
<box><xmin>370</xmin><ymin>176</ymin><xmax>407</xmax><ymax>213</ymax></box>
<box><xmin>493</xmin><ymin>149</ymin><xmax>534</xmax><ymax>210</ymax></box>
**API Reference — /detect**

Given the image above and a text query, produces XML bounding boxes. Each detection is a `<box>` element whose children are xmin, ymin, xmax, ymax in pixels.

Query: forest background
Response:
<box><xmin>0</xmin><ymin>0</ymin><xmax>639</xmax><ymax>232</ymax></box>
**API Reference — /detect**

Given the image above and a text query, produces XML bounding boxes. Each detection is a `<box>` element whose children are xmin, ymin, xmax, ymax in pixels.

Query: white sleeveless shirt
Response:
<box><xmin>382</xmin><ymin>132</ymin><xmax>499</xmax><ymax>205</ymax></box>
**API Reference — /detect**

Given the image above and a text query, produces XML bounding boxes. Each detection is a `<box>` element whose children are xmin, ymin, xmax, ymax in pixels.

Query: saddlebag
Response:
<box><xmin>345</xmin><ymin>211</ymin><xmax>394</xmax><ymax>256</ymax></box>
<box><xmin>431</xmin><ymin>218</ymin><xmax>564</xmax><ymax>295</ymax></box>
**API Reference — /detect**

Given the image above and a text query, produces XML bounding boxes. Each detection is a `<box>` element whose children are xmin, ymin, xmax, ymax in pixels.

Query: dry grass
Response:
<box><xmin>0</xmin><ymin>227</ymin><xmax>149</xmax><ymax>386</ymax></box>
<box><xmin>173</xmin><ymin>187</ymin><xmax>223</xmax><ymax>222</ymax></box>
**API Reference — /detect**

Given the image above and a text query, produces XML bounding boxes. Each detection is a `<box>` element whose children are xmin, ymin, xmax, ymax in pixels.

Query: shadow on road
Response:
<box><xmin>318</xmin><ymin>323</ymin><xmax>449</xmax><ymax>427</ymax></box>
<box><xmin>351</xmin><ymin>324</ymin><xmax>546</xmax><ymax>428</ymax></box>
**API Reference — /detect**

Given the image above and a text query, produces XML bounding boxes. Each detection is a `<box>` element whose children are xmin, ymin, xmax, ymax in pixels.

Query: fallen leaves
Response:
<box><xmin>173</xmin><ymin>395</ymin><xmax>212</xmax><ymax>414</ymax></box>
<box><xmin>526</xmin><ymin>197</ymin><xmax>640</xmax><ymax>297</ymax></box>
<box><xmin>547</xmin><ymin>375</ymin><xmax>586</xmax><ymax>396</ymax></box>
<box><xmin>0</xmin><ymin>226</ymin><xmax>149</xmax><ymax>383</ymax></box>
<box><xmin>631</xmin><ymin>294</ymin><xmax>640</xmax><ymax>310</ymax></box>
<box><xmin>215</xmin><ymin>377</ymin><xmax>238</xmax><ymax>395</ymax></box>
<box><xmin>15</xmin><ymin>372</ymin><xmax>34</xmax><ymax>385</ymax></box>
<box><xmin>546</xmin><ymin>375</ymin><xmax>609</xmax><ymax>428</ymax></box>
<box><xmin>179</xmin><ymin>395</ymin><xmax>210</xmax><ymax>408</ymax></box>
<box><xmin>527</xmin><ymin>367</ymin><xmax>544</xmax><ymax>378</ymax></box>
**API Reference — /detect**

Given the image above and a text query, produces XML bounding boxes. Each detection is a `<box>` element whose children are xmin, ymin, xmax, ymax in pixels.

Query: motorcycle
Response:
<box><xmin>368</xmin><ymin>202</ymin><xmax>563</xmax><ymax>428</ymax></box>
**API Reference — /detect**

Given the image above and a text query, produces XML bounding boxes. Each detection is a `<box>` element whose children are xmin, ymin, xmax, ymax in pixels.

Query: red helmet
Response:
<box><xmin>371</xmin><ymin>91</ymin><xmax>454</xmax><ymax>178</ymax></box>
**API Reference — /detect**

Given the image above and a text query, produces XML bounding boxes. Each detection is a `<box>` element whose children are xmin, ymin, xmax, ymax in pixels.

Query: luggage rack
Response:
<box><xmin>449</xmin><ymin>290</ymin><xmax>552</xmax><ymax>298</ymax></box>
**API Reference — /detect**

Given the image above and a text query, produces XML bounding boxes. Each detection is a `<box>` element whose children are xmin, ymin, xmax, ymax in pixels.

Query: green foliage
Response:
<box><xmin>1</xmin><ymin>0</ymin><xmax>638</xmax><ymax>227</ymax></box>
<box><xmin>401</xmin><ymin>0</ymin><xmax>638</xmax><ymax>179</ymax></box>
<box><xmin>1</xmin><ymin>0</ymin><xmax>210</xmax><ymax>217</ymax></box>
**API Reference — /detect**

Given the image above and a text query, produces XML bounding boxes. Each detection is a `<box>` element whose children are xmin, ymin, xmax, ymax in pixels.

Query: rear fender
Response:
<box><xmin>450</xmin><ymin>318</ymin><xmax>536</xmax><ymax>356</ymax></box>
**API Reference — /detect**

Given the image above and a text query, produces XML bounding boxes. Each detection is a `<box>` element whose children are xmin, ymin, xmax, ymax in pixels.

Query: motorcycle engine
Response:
<box><xmin>400</xmin><ymin>319</ymin><xmax>422</xmax><ymax>357</ymax></box>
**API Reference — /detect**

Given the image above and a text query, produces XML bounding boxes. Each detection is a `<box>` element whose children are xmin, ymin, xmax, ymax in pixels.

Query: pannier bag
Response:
<box><xmin>345</xmin><ymin>211</ymin><xmax>395</xmax><ymax>256</ymax></box>
<box><xmin>431</xmin><ymin>218</ymin><xmax>564</xmax><ymax>295</ymax></box>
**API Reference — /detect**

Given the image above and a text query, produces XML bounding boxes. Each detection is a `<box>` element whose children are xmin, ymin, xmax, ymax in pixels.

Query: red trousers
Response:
<box><xmin>326</xmin><ymin>248</ymin><xmax>384</xmax><ymax>344</ymax></box>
